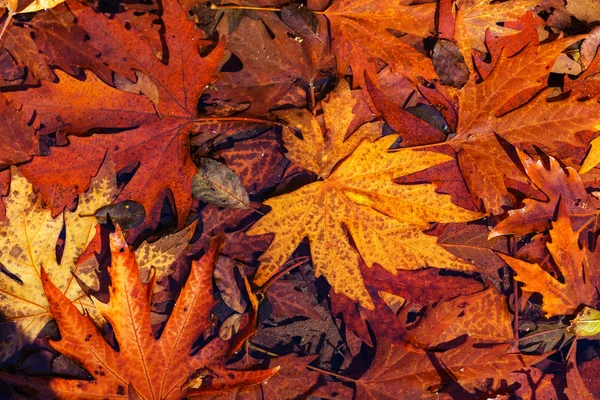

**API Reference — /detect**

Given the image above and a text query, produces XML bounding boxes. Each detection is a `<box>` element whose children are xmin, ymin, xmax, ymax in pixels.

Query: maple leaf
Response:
<box><xmin>0</xmin><ymin>3</ymin><xmax>120</xmax><ymax>85</ymax></box>
<box><xmin>0</xmin><ymin>157</ymin><xmax>196</xmax><ymax>361</ymax></box>
<box><xmin>356</xmin><ymin>288</ymin><xmax>545</xmax><ymax>398</ymax></box>
<box><xmin>274</xmin><ymin>79</ymin><xmax>381</xmax><ymax>178</ymax></box>
<box><xmin>0</xmin><ymin>159</ymin><xmax>117</xmax><ymax>361</ymax></box>
<box><xmin>0</xmin><ymin>228</ymin><xmax>279</xmax><ymax>398</ymax></box>
<box><xmin>498</xmin><ymin>202</ymin><xmax>599</xmax><ymax>317</ymax></box>
<box><xmin>205</xmin><ymin>10</ymin><xmax>335</xmax><ymax>115</ymax></box>
<box><xmin>448</xmin><ymin>37</ymin><xmax>600</xmax><ymax>213</ymax></box>
<box><xmin>3</xmin><ymin>0</ymin><xmax>225</xmax><ymax>231</ymax></box>
<box><xmin>323</xmin><ymin>0</ymin><xmax>437</xmax><ymax>89</ymax></box>
<box><xmin>489</xmin><ymin>150</ymin><xmax>599</xmax><ymax>238</ymax></box>
<box><xmin>454</xmin><ymin>0</ymin><xmax>539</xmax><ymax>64</ymax></box>
<box><xmin>248</xmin><ymin>81</ymin><xmax>483</xmax><ymax>308</ymax></box>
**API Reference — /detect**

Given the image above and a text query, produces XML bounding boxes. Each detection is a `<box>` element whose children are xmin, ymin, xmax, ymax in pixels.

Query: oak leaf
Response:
<box><xmin>0</xmin><ymin>228</ymin><xmax>279</xmax><ymax>398</ymax></box>
<box><xmin>3</xmin><ymin>0</ymin><xmax>225</xmax><ymax>231</ymax></box>
<box><xmin>248</xmin><ymin>81</ymin><xmax>483</xmax><ymax>308</ymax></box>
<box><xmin>498</xmin><ymin>202</ymin><xmax>599</xmax><ymax>317</ymax></box>
<box><xmin>323</xmin><ymin>0</ymin><xmax>437</xmax><ymax>89</ymax></box>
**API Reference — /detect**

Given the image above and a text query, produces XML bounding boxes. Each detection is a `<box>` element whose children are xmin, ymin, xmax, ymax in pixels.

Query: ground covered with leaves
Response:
<box><xmin>1</xmin><ymin>0</ymin><xmax>600</xmax><ymax>398</ymax></box>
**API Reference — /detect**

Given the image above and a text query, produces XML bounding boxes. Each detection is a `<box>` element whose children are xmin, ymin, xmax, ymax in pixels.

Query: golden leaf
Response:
<box><xmin>248</xmin><ymin>131</ymin><xmax>484</xmax><ymax>308</ymax></box>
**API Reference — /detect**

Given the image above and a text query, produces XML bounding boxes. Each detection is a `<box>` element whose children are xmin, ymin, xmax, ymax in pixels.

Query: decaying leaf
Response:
<box><xmin>93</xmin><ymin>200</ymin><xmax>147</xmax><ymax>230</ymax></box>
<box><xmin>192</xmin><ymin>158</ymin><xmax>250</xmax><ymax>209</ymax></box>
<box><xmin>0</xmin><ymin>228</ymin><xmax>279</xmax><ymax>398</ymax></box>
<box><xmin>568</xmin><ymin>306</ymin><xmax>600</xmax><ymax>338</ymax></box>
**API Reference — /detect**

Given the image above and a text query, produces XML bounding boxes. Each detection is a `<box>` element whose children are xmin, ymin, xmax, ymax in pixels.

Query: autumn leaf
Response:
<box><xmin>0</xmin><ymin>228</ymin><xmax>279</xmax><ymax>398</ymax></box>
<box><xmin>448</xmin><ymin>37</ymin><xmax>600</xmax><ymax>213</ymax></box>
<box><xmin>274</xmin><ymin>79</ymin><xmax>381</xmax><ymax>178</ymax></box>
<box><xmin>356</xmin><ymin>288</ymin><xmax>545</xmax><ymax>398</ymax></box>
<box><xmin>248</xmin><ymin>81</ymin><xmax>483</xmax><ymax>308</ymax></box>
<box><xmin>0</xmin><ymin>156</ymin><xmax>197</xmax><ymax>361</ymax></box>
<box><xmin>204</xmin><ymin>9</ymin><xmax>335</xmax><ymax>115</ymax></box>
<box><xmin>454</xmin><ymin>0</ymin><xmax>539</xmax><ymax>68</ymax></box>
<box><xmin>323</xmin><ymin>0</ymin><xmax>437</xmax><ymax>89</ymax></box>
<box><xmin>3</xmin><ymin>0</ymin><xmax>225</xmax><ymax>231</ymax></box>
<box><xmin>0</xmin><ymin>159</ymin><xmax>117</xmax><ymax>361</ymax></box>
<box><xmin>192</xmin><ymin>158</ymin><xmax>250</xmax><ymax>209</ymax></box>
<box><xmin>489</xmin><ymin>150</ymin><xmax>598</xmax><ymax>238</ymax></box>
<box><xmin>498</xmin><ymin>202</ymin><xmax>599</xmax><ymax>317</ymax></box>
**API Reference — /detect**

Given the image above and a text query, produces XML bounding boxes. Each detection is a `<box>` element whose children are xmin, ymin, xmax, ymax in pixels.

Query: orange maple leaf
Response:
<box><xmin>324</xmin><ymin>0</ymin><xmax>437</xmax><ymax>89</ymax></box>
<box><xmin>498</xmin><ymin>202</ymin><xmax>599</xmax><ymax>317</ymax></box>
<box><xmin>0</xmin><ymin>228</ymin><xmax>278</xmax><ymax>399</ymax></box>
<box><xmin>449</xmin><ymin>37</ymin><xmax>600</xmax><ymax>214</ymax></box>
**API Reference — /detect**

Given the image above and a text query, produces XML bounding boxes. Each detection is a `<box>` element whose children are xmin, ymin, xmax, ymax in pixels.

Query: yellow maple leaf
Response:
<box><xmin>0</xmin><ymin>157</ymin><xmax>195</xmax><ymax>360</ymax></box>
<box><xmin>274</xmin><ymin>79</ymin><xmax>381</xmax><ymax>178</ymax></box>
<box><xmin>248</xmin><ymin>82</ymin><xmax>484</xmax><ymax>308</ymax></box>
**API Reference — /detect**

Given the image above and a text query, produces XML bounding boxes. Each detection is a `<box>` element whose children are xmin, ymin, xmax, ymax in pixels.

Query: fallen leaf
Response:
<box><xmin>498</xmin><ymin>202</ymin><xmax>598</xmax><ymax>317</ymax></box>
<box><xmin>0</xmin><ymin>158</ymin><xmax>117</xmax><ymax>361</ymax></box>
<box><xmin>4</xmin><ymin>0</ymin><xmax>225</xmax><ymax>232</ymax></box>
<box><xmin>192</xmin><ymin>158</ymin><xmax>250</xmax><ymax>209</ymax></box>
<box><xmin>93</xmin><ymin>200</ymin><xmax>147</xmax><ymax>230</ymax></box>
<box><xmin>323</xmin><ymin>0</ymin><xmax>437</xmax><ymax>89</ymax></box>
<box><xmin>454</xmin><ymin>0</ymin><xmax>539</xmax><ymax>66</ymax></box>
<box><xmin>0</xmin><ymin>228</ymin><xmax>279</xmax><ymax>398</ymax></box>
<box><xmin>249</xmin><ymin>80</ymin><xmax>483</xmax><ymax>307</ymax></box>
<box><xmin>449</xmin><ymin>37</ymin><xmax>600</xmax><ymax>214</ymax></box>
<box><xmin>274</xmin><ymin>79</ymin><xmax>382</xmax><ymax>178</ymax></box>
<box><xmin>489</xmin><ymin>151</ymin><xmax>598</xmax><ymax>239</ymax></box>
<box><xmin>568</xmin><ymin>306</ymin><xmax>600</xmax><ymax>338</ymax></box>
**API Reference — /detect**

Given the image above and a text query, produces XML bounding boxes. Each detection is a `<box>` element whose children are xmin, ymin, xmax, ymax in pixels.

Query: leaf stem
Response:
<box><xmin>248</xmin><ymin>343</ymin><xmax>356</xmax><ymax>382</ymax></box>
<box><xmin>210</xmin><ymin>3</ymin><xmax>281</xmax><ymax>12</ymax></box>
<box><xmin>193</xmin><ymin>117</ymin><xmax>284</xmax><ymax>126</ymax></box>
<box><xmin>0</xmin><ymin>10</ymin><xmax>14</xmax><ymax>48</ymax></box>
<box><xmin>209</xmin><ymin>3</ymin><xmax>324</xmax><ymax>15</ymax></box>
<box><xmin>258</xmin><ymin>256</ymin><xmax>310</xmax><ymax>294</ymax></box>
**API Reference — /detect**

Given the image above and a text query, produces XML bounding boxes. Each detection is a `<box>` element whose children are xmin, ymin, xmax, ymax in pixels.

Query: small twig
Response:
<box><xmin>193</xmin><ymin>116</ymin><xmax>284</xmax><ymax>126</ymax></box>
<box><xmin>249</xmin><ymin>343</ymin><xmax>356</xmax><ymax>382</ymax></box>
<box><xmin>258</xmin><ymin>256</ymin><xmax>310</xmax><ymax>294</ymax></box>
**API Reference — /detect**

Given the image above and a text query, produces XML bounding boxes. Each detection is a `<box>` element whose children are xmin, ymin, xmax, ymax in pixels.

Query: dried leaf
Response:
<box><xmin>0</xmin><ymin>157</ymin><xmax>117</xmax><ymax>360</ymax></box>
<box><xmin>4</xmin><ymin>0</ymin><xmax>225</xmax><ymax>233</ymax></box>
<box><xmin>192</xmin><ymin>158</ymin><xmax>250</xmax><ymax>209</ymax></box>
